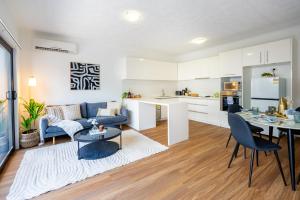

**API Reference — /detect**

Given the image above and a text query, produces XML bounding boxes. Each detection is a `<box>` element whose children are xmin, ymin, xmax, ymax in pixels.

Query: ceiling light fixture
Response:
<box><xmin>123</xmin><ymin>10</ymin><xmax>142</xmax><ymax>23</ymax></box>
<box><xmin>190</xmin><ymin>37</ymin><xmax>207</xmax><ymax>44</ymax></box>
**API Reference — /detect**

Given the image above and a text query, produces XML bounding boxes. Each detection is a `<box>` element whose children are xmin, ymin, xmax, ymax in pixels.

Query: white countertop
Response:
<box><xmin>174</xmin><ymin>95</ymin><xmax>220</xmax><ymax>100</ymax></box>
<box><xmin>124</xmin><ymin>97</ymin><xmax>183</xmax><ymax>106</ymax></box>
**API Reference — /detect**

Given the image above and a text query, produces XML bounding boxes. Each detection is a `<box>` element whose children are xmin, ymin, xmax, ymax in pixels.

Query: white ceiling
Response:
<box><xmin>5</xmin><ymin>0</ymin><xmax>300</xmax><ymax>60</ymax></box>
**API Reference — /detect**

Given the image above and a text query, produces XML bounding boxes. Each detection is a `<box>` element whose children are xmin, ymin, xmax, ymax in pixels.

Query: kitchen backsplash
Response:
<box><xmin>177</xmin><ymin>78</ymin><xmax>221</xmax><ymax>96</ymax></box>
<box><xmin>122</xmin><ymin>79</ymin><xmax>178</xmax><ymax>97</ymax></box>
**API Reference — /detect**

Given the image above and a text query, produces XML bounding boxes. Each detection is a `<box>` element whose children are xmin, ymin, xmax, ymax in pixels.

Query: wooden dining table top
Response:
<box><xmin>238</xmin><ymin>111</ymin><xmax>300</xmax><ymax>130</ymax></box>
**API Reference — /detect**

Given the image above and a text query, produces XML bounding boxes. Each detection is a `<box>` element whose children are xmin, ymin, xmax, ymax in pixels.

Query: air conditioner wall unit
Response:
<box><xmin>33</xmin><ymin>39</ymin><xmax>77</xmax><ymax>54</ymax></box>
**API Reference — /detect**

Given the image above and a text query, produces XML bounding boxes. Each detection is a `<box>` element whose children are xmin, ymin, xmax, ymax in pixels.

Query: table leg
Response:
<box><xmin>287</xmin><ymin>129</ymin><xmax>296</xmax><ymax>191</ymax></box>
<box><xmin>119</xmin><ymin>133</ymin><xmax>122</xmax><ymax>150</ymax></box>
<box><xmin>269</xmin><ymin>126</ymin><xmax>273</xmax><ymax>142</ymax></box>
<box><xmin>77</xmin><ymin>141</ymin><xmax>81</xmax><ymax>160</ymax></box>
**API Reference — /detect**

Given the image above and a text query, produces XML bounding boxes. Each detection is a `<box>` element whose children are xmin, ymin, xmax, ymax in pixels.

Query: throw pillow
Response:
<box><xmin>46</xmin><ymin>114</ymin><xmax>61</xmax><ymax>125</ymax></box>
<box><xmin>96</xmin><ymin>108</ymin><xmax>116</xmax><ymax>117</ymax></box>
<box><xmin>61</xmin><ymin>104</ymin><xmax>82</xmax><ymax>120</ymax></box>
<box><xmin>45</xmin><ymin>106</ymin><xmax>64</xmax><ymax>120</ymax></box>
<box><xmin>107</xmin><ymin>102</ymin><xmax>122</xmax><ymax>115</ymax></box>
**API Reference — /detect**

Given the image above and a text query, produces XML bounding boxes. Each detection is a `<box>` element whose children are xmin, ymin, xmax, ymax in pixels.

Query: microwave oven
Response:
<box><xmin>224</xmin><ymin>81</ymin><xmax>239</xmax><ymax>91</ymax></box>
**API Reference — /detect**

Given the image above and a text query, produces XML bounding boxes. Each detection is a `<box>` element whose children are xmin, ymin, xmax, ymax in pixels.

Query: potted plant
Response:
<box><xmin>20</xmin><ymin>98</ymin><xmax>45</xmax><ymax>148</ymax></box>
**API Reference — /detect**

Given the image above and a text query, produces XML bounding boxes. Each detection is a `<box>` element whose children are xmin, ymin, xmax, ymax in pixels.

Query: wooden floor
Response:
<box><xmin>1</xmin><ymin>121</ymin><xmax>300</xmax><ymax>199</ymax></box>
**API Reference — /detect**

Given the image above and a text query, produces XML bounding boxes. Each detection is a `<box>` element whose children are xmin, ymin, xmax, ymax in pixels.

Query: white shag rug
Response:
<box><xmin>7</xmin><ymin>130</ymin><xmax>168</xmax><ymax>200</ymax></box>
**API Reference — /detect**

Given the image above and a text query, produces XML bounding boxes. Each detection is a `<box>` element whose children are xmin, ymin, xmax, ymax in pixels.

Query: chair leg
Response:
<box><xmin>297</xmin><ymin>173</ymin><xmax>300</xmax><ymax>184</ymax></box>
<box><xmin>274</xmin><ymin>150</ymin><xmax>287</xmax><ymax>186</ymax></box>
<box><xmin>52</xmin><ymin>137</ymin><xmax>55</xmax><ymax>145</ymax></box>
<box><xmin>256</xmin><ymin>150</ymin><xmax>259</xmax><ymax>167</ymax></box>
<box><xmin>248</xmin><ymin>149</ymin><xmax>255</xmax><ymax>187</ymax></box>
<box><xmin>258</xmin><ymin>132</ymin><xmax>267</xmax><ymax>156</ymax></box>
<box><xmin>225</xmin><ymin>133</ymin><xmax>232</xmax><ymax>148</ymax></box>
<box><xmin>228</xmin><ymin>142</ymin><xmax>240</xmax><ymax>168</ymax></box>
<box><xmin>120</xmin><ymin>124</ymin><xmax>123</xmax><ymax>130</ymax></box>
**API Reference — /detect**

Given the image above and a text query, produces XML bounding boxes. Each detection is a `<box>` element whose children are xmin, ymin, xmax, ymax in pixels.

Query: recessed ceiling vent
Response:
<box><xmin>33</xmin><ymin>39</ymin><xmax>77</xmax><ymax>54</ymax></box>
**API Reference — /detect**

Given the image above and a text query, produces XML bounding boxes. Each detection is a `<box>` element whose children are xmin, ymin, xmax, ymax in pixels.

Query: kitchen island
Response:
<box><xmin>123</xmin><ymin>98</ymin><xmax>189</xmax><ymax>146</ymax></box>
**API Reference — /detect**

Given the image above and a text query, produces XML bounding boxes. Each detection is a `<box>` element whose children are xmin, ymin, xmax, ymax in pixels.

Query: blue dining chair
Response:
<box><xmin>227</xmin><ymin>113</ymin><xmax>287</xmax><ymax>187</ymax></box>
<box><xmin>226</xmin><ymin>104</ymin><xmax>264</xmax><ymax>148</ymax></box>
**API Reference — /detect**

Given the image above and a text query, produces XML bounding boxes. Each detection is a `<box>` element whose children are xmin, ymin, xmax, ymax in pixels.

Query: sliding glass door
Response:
<box><xmin>0</xmin><ymin>36</ymin><xmax>15</xmax><ymax>169</ymax></box>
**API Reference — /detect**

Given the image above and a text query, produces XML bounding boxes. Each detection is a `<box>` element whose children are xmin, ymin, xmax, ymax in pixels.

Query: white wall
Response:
<box><xmin>19</xmin><ymin>32</ymin><xmax>125</xmax><ymax>105</ymax></box>
<box><xmin>177</xmin><ymin>25</ymin><xmax>300</xmax><ymax>105</ymax></box>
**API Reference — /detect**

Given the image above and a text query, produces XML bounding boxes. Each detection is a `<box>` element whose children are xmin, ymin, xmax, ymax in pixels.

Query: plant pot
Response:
<box><xmin>20</xmin><ymin>129</ymin><xmax>40</xmax><ymax>148</ymax></box>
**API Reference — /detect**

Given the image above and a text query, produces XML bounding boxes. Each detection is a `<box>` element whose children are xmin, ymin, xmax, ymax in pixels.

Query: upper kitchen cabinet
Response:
<box><xmin>178</xmin><ymin>60</ymin><xmax>197</xmax><ymax>80</ymax></box>
<box><xmin>220</xmin><ymin>49</ymin><xmax>243</xmax><ymax>77</ymax></box>
<box><xmin>178</xmin><ymin>56</ymin><xmax>220</xmax><ymax>80</ymax></box>
<box><xmin>242</xmin><ymin>44</ymin><xmax>266</xmax><ymax>66</ymax></box>
<box><xmin>266</xmin><ymin>39</ymin><xmax>291</xmax><ymax>64</ymax></box>
<box><xmin>123</xmin><ymin>57</ymin><xmax>178</xmax><ymax>80</ymax></box>
<box><xmin>202</xmin><ymin>56</ymin><xmax>220</xmax><ymax>78</ymax></box>
<box><xmin>243</xmin><ymin>38</ymin><xmax>292</xmax><ymax>66</ymax></box>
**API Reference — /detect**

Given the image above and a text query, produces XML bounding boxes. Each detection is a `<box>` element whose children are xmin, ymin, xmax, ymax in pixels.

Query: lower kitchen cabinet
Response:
<box><xmin>178</xmin><ymin>98</ymin><xmax>228</xmax><ymax>128</ymax></box>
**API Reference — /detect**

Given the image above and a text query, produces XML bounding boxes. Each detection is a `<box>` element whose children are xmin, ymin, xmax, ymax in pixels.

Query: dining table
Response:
<box><xmin>238</xmin><ymin>111</ymin><xmax>300</xmax><ymax>191</ymax></box>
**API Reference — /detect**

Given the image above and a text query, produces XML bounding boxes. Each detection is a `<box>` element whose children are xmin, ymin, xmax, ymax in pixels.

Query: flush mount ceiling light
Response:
<box><xmin>190</xmin><ymin>37</ymin><xmax>208</xmax><ymax>44</ymax></box>
<box><xmin>122</xmin><ymin>10</ymin><xmax>142</xmax><ymax>23</ymax></box>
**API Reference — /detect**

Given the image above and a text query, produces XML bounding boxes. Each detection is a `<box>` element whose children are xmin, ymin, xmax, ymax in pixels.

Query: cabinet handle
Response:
<box><xmin>266</xmin><ymin>50</ymin><xmax>269</xmax><ymax>64</ymax></box>
<box><xmin>188</xmin><ymin>110</ymin><xmax>208</xmax><ymax>114</ymax></box>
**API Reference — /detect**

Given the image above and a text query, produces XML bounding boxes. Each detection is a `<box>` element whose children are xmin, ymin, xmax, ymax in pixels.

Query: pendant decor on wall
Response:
<box><xmin>70</xmin><ymin>62</ymin><xmax>100</xmax><ymax>90</ymax></box>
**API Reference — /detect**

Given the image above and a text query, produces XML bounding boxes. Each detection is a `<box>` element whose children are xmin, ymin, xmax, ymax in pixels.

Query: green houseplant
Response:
<box><xmin>20</xmin><ymin>98</ymin><xmax>45</xmax><ymax>148</ymax></box>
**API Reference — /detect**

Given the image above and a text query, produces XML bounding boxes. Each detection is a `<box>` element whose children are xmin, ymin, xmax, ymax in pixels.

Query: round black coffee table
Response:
<box><xmin>74</xmin><ymin>127</ymin><xmax>122</xmax><ymax>160</ymax></box>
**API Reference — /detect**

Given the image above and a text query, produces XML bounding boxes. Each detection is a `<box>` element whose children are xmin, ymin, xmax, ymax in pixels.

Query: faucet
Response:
<box><xmin>162</xmin><ymin>89</ymin><xmax>165</xmax><ymax>97</ymax></box>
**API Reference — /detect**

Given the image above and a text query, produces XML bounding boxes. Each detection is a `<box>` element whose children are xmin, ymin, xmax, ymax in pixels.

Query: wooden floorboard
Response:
<box><xmin>1</xmin><ymin>120</ymin><xmax>300</xmax><ymax>199</ymax></box>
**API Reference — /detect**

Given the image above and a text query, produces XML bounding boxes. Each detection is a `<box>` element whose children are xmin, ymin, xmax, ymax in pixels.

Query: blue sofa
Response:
<box><xmin>40</xmin><ymin>102</ymin><xmax>129</xmax><ymax>142</ymax></box>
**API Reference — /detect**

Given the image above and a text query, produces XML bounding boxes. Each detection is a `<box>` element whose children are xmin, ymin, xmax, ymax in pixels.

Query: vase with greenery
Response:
<box><xmin>20</xmin><ymin>98</ymin><xmax>45</xmax><ymax>148</ymax></box>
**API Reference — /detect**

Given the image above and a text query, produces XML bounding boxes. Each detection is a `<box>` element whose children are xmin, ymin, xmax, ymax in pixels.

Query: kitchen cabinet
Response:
<box><xmin>123</xmin><ymin>57</ymin><xmax>178</xmax><ymax>80</ymax></box>
<box><xmin>242</xmin><ymin>44</ymin><xmax>265</xmax><ymax>66</ymax></box>
<box><xmin>220</xmin><ymin>49</ymin><xmax>243</xmax><ymax>77</ymax></box>
<box><xmin>178</xmin><ymin>98</ymin><xmax>223</xmax><ymax>127</ymax></box>
<box><xmin>178</xmin><ymin>56</ymin><xmax>220</xmax><ymax>80</ymax></box>
<box><xmin>242</xmin><ymin>39</ymin><xmax>291</xmax><ymax>66</ymax></box>
<box><xmin>266</xmin><ymin>39</ymin><xmax>291</xmax><ymax>64</ymax></box>
<box><xmin>177</xmin><ymin>60</ymin><xmax>196</xmax><ymax>80</ymax></box>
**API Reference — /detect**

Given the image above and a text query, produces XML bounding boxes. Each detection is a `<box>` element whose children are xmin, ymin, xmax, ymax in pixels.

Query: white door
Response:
<box><xmin>242</xmin><ymin>44</ymin><xmax>265</xmax><ymax>66</ymax></box>
<box><xmin>220</xmin><ymin>49</ymin><xmax>243</xmax><ymax>77</ymax></box>
<box><xmin>251</xmin><ymin>78</ymin><xmax>279</xmax><ymax>99</ymax></box>
<box><xmin>266</xmin><ymin>39</ymin><xmax>291</xmax><ymax>64</ymax></box>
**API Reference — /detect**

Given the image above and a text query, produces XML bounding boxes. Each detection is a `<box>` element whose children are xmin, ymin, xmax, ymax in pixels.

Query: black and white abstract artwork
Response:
<box><xmin>70</xmin><ymin>62</ymin><xmax>100</xmax><ymax>90</ymax></box>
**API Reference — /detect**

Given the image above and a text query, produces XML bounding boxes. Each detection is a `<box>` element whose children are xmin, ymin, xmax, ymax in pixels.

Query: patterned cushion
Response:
<box><xmin>45</xmin><ymin>106</ymin><xmax>64</xmax><ymax>120</ymax></box>
<box><xmin>96</xmin><ymin>108</ymin><xmax>116</xmax><ymax>117</ymax></box>
<box><xmin>107</xmin><ymin>102</ymin><xmax>122</xmax><ymax>115</ymax></box>
<box><xmin>61</xmin><ymin>104</ymin><xmax>82</xmax><ymax>120</ymax></box>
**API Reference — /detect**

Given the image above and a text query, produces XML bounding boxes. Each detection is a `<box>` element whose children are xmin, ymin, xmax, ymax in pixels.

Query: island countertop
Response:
<box><xmin>124</xmin><ymin>97</ymin><xmax>184</xmax><ymax>106</ymax></box>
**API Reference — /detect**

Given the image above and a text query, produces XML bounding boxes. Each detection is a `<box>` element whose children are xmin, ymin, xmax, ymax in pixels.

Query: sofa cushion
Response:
<box><xmin>86</xmin><ymin>102</ymin><xmax>107</xmax><ymax>118</ymax></box>
<box><xmin>46</xmin><ymin>126</ymin><xmax>64</xmax><ymax>133</ymax></box>
<box><xmin>75</xmin><ymin>118</ymin><xmax>92</xmax><ymax>129</ymax></box>
<box><xmin>94</xmin><ymin>115</ymin><xmax>127</xmax><ymax>125</ymax></box>
<box><xmin>80</xmin><ymin>102</ymin><xmax>87</xmax><ymax>118</ymax></box>
<box><xmin>61</xmin><ymin>104</ymin><xmax>82</xmax><ymax>120</ymax></box>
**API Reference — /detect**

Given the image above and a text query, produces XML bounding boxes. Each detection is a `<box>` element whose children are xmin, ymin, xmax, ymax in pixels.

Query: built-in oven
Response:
<box><xmin>221</xmin><ymin>95</ymin><xmax>240</xmax><ymax>111</ymax></box>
